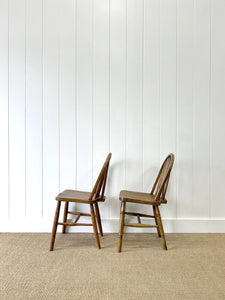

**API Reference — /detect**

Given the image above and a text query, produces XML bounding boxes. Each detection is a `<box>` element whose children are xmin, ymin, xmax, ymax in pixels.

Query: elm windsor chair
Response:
<box><xmin>50</xmin><ymin>153</ymin><xmax>112</xmax><ymax>251</ymax></box>
<box><xmin>118</xmin><ymin>153</ymin><xmax>174</xmax><ymax>252</ymax></box>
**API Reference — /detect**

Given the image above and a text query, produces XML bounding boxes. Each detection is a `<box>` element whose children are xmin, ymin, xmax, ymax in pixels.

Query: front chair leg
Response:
<box><xmin>90</xmin><ymin>204</ymin><xmax>101</xmax><ymax>249</ymax></box>
<box><xmin>153</xmin><ymin>205</ymin><xmax>161</xmax><ymax>238</ymax></box>
<box><xmin>155</xmin><ymin>206</ymin><xmax>167</xmax><ymax>250</ymax></box>
<box><xmin>94</xmin><ymin>203</ymin><xmax>103</xmax><ymax>236</ymax></box>
<box><xmin>118</xmin><ymin>201</ymin><xmax>126</xmax><ymax>253</ymax></box>
<box><xmin>50</xmin><ymin>201</ymin><xmax>61</xmax><ymax>251</ymax></box>
<box><xmin>62</xmin><ymin>202</ymin><xmax>68</xmax><ymax>233</ymax></box>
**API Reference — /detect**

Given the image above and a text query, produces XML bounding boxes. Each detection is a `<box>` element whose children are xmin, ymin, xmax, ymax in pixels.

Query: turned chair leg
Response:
<box><xmin>90</xmin><ymin>204</ymin><xmax>101</xmax><ymax>249</ymax></box>
<box><xmin>50</xmin><ymin>201</ymin><xmax>61</xmax><ymax>251</ymax></box>
<box><xmin>62</xmin><ymin>202</ymin><xmax>68</xmax><ymax>234</ymax></box>
<box><xmin>155</xmin><ymin>206</ymin><xmax>167</xmax><ymax>250</ymax></box>
<box><xmin>153</xmin><ymin>206</ymin><xmax>161</xmax><ymax>238</ymax></box>
<box><xmin>118</xmin><ymin>201</ymin><xmax>126</xmax><ymax>253</ymax></box>
<box><xmin>94</xmin><ymin>203</ymin><xmax>103</xmax><ymax>236</ymax></box>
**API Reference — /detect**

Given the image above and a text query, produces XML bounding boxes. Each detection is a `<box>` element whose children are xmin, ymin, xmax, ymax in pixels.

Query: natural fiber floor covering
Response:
<box><xmin>0</xmin><ymin>233</ymin><xmax>225</xmax><ymax>300</ymax></box>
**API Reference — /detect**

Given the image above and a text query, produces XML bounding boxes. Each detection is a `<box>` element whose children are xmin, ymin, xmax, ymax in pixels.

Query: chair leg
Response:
<box><xmin>94</xmin><ymin>203</ymin><xmax>103</xmax><ymax>237</ymax></box>
<box><xmin>118</xmin><ymin>201</ymin><xmax>126</xmax><ymax>253</ymax></box>
<box><xmin>155</xmin><ymin>206</ymin><xmax>167</xmax><ymax>250</ymax></box>
<box><xmin>153</xmin><ymin>205</ymin><xmax>161</xmax><ymax>238</ymax></box>
<box><xmin>62</xmin><ymin>201</ymin><xmax>68</xmax><ymax>233</ymax></box>
<box><xmin>50</xmin><ymin>201</ymin><xmax>61</xmax><ymax>251</ymax></box>
<box><xmin>90</xmin><ymin>204</ymin><xmax>101</xmax><ymax>249</ymax></box>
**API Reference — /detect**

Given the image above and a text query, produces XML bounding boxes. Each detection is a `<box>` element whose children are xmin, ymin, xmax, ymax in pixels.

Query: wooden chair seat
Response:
<box><xmin>56</xmin><ymin>190</ymin><xmax>105</xmax><ymax>204</ymax></box>
<box><xmin>119</xmin><ymin>190</ymin><xmax>167</xmax><ymax>205</ymax></box>
<box><xmin>50</xmin><ymin>153</ymin><xmax>112</xmax><ymax>251</ymax></box>
<box><xmin>118</xmin><ymin>153</ymin><xmax>175</xmax><ymax>252</ymax></box>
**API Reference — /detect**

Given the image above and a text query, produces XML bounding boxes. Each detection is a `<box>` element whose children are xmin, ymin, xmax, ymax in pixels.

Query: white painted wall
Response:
<box><xmin>1</xmin><ymin>0</ymin><xmax>225</xmax><ymax>233</ymax></box>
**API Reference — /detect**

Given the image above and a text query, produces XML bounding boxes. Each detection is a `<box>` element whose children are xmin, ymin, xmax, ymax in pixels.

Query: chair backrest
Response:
<box><xmin>89</xmin><ymin>153</ymin><xmax>112</xmax><ymax>201</ymax></box>
<box><xmin>150</xmin><ymin>153</ymin><xmax>175</xmax><ymax>201</ymax></box>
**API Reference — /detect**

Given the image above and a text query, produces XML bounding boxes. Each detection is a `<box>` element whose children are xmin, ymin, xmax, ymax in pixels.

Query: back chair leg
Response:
<box><xmin>90</xmin><ymin>204</ymin><xmax>101</xmax><ymax>249</ymax></box>
<box><xmin>94</xmin><ymin>203</ymin><xmax>103</xmax><ymax>237</ymax></box>
<box><xmin>62</xmin><ymin>201</ymin><xmax>68</xmax><ymax>234</ymax></box>
<box><xmin>50</xmin><ymin>201</ymin><xmax>61</xmax><ymax>251</ymax></box>
<box><xmin>118</xmin><ymin>201</ymin><xmax>126</xmax><ymax>253</ymax></box>
<box><xmin>155</xmin><ymin>206</ymin><xmax>167</xmax><ymax>250</ymax></box>
<box><xmin>153</xmin><ymin>206</ymin><xmax>161</xmax><ymax>238</ymax></box>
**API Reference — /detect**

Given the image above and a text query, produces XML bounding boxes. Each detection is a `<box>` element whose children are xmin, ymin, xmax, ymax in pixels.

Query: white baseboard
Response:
<box><xmin>103</xmin><ymin>218</ymin><xmax>225</xmax><ymax>233</ymax></box>
<box><xmin>0</xmin><ymin>217</ymin><xmax>225</xmax><ymax>233</ymax></box>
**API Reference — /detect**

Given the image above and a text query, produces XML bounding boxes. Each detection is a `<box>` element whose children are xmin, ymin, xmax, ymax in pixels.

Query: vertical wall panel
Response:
<box><xmin>177</xmin><ymin>0</ymin><xmax>194</xmax><ymax>218</ymax></box>
<box><xmin>76</xmin><ymin>0</ymin><xmax>93</xmax><ymax>191</ymax></box>
<box><xmin>126</xmin><ymin>0</ymin><xmax>143</xmax><ymax>191</ymax></box>
<box><xmin>42</xmin><ymin>0</ymin><xmax>59</xmax><ymax>217</ymax></box>
<box><xmin>109</xmin><ymin>0</ymin><xmax>126</xmax><ymax>218</ymax></box>
<box><xmin>126</xmin><ymin>0</ymin><xmax>144</xmax><ymax>216</ymax></box>
<box><xmin>8</xmin><ymin>0</ymin><xmax>26</xmax><ymax>218</ymax></box>
<box><xmin>92</xmin><ymin>0</ymin><xmax>110</xmax><ymax>218</ymax></box>
<box><xmin>143</xmin><ymin>0</ymin><xmax>160</xmax><ymax>192</ymax></box>
<box><xmin>211</xmin><ymin>0</ymin><xmax>225</xmax><ymax>218</ymax></box>
<box><xmin>192</xmin><ymin>0</ymin><xmax>211</xmax><ymax>218</ymax></box>
<box><xmin>76</xmin><ymin>0</ymin><xmax>93</xmax><ymax>215</ymax></box>
<box><xmin>26</xmin><ymin>0</ymin><xmax>43</xmax><ymax>218</ymax></box>
<box><xmin>59</xmin><ymin>0</ymin><xmax>76</xmax><ymax>191</ymax></box>
<box><xmin>160</xmin><ymin>0</ymin><xmax>177</xmax><ymax>218</ymax></box>
<box><xmin>1</xmin><ymin>0</ymin><xmax>225</xmax><ymax>232</ymax></box>
<box><xmin>0</xmin><ymin>0</ymin><xmax>9</xmax><ymax>219</ymax></box>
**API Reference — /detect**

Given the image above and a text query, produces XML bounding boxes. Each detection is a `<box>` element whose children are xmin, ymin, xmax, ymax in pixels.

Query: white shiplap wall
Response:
<box><xmin>1</xmin><ymin>0</ymin><xmax>225</xmax><ymax>232</ymax></box>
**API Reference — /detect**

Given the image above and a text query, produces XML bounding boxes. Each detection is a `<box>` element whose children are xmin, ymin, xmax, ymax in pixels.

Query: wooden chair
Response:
<box><xmin>118</xmin><ymin>153</ymin><xmax>174</xmax><ymax>252</ymax></box>
<box><xmin>50</xmin><ymin>153</ymin><xmax>112</xmax><ymax>251</ymax></box>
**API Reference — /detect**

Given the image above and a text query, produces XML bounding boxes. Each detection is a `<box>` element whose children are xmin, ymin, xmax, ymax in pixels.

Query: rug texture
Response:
<box><xmin>0</xmin><ymin>233</ymin><xmax>225</xmax><ymax>299</ymax></box>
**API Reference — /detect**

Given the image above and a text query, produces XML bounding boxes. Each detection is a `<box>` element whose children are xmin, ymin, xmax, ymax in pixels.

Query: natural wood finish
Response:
<box><xmin>124</xmin><ymin>223</ymin><xmax>159</xmax><ymax>228</ymax></box>
<box><xmin>118</xmin><ymin>153</ymin><xmax>174</xmax><ymax>252</ymax></box>
<box><xmin>90</xmin><ymin>204</ymin><xmax>101</xmax><ymax>249</ymax></box>
<box><xmin>118</xmin><ymin>201</ymin><xmax>126</xmax><ymax>253</ymax></box>
<box><xmin>94</xmin><ymin>203</ymin><xmax>103</xmax><ymax>237</ymax></box>
<box><xmin>73</xmin><ymin>215</ymin><xmax>81</xmax><ymax>223</ymax></box>
<box><xmin>50</xmin><ymin>153</ymin><xmax>112</xmax><ymax>251</ymax></box>
<box><xmin>119</xmin><ymin>190</ymin><xmax>167</xmax><ymax>205</ymax></box>
<box><xmin>153</xmin><ymin>205</ymin><xmax>161</xmax><ymax>237</ymax></box>
<box><xmin>125</xmin><ymin>212</ymin><xmax>155</xmax><ymax>218</ymax></box>
<box><xmin>58</xmin><ymin>222</ymin><xmax>93</xmax><ymax>226</ymax></box>
<box><xmin>50</xmin><ymin>201</ymin><xmax>61</xmax><ymax>251</ymax></box>
<box><xmin>62</xmin><ymin>201</ymin><xmax>68</xmax><ymax>233</ymax></box>
<box><xmin>67</xmin><ymin>211</ymin><xmax>91</xmax><ymax>217</ymax></box>
<box><xmin>137</xmin><ymin>215</ymin><xmax>141</xmax><ymax>224</ymax></box>
<box><xmin>155</xmin><ymin>205</ymin><xmax>167</xmax><ymax>250</ymax></box>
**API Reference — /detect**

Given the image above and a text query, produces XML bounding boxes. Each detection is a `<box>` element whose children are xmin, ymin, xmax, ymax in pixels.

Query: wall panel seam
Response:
<box><xmin>192</xmin><ymin>0</ymin><xmax>195</xmax><ymax>210</ymax></box>
<box><xmin>41</xmin><ymin>0</ymin><xmax>44</xmax><ymax>217</ymax></box>
<box><xmin>175</xmin><ymin>0</ymin><xmax>178</xmax><ymax>219</ymax></box>
<box><xmin>75</xmin><ymin>0</ymin><xmax>78</xmax><ymax>190</ymax></box>
<box><xmin>8</xmin><ymin>0</ymin><xmax>10</xmax><ymax>217</ymax></box>
<box><xmin>91</xmin><ymin>0</ymin><xmax>94</xmax><ymax>187</ymax></box>
<box><xmin>125</xmin><ymin>0</ymin><xmax>127</xmax><ymax>189</ymax></box>
<box><xmin>58</xmin><ymin>0</ymin><xmax>60</xmax><ymax>193</ymax></box>
<box><xmin>142</xmin><ymin>0</ymin><xmax>144</xmax><ymax>192</ymax></box>
<box><xmin>25</xmin><ymin>0</ymin><xmax>27</xmax><ymax>216</ymax></box>
<box><xmin>108</xmin><ymin>0</ymin><xmax>110</xmax><ymax>155</ymax></box>
<box><xmin>159</xmin><ymin>0</ymin><xmax>161</xmax><ymax>161</ymax></box>
<box><xmin>209</xmin><ymin>0</ymin><xmax>212</xmax><ymax>219</ymax></box>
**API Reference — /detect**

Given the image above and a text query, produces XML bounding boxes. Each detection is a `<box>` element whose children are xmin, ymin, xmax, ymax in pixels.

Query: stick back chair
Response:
<box><xmin>118</xmin><ymin>153</ymin><xmax>174</xmax><ymax>252</ymax></box>
<box><xmin>50</xmin><ymin>153</ymin><xmax>112</xmax><ymax>251</ymax></box>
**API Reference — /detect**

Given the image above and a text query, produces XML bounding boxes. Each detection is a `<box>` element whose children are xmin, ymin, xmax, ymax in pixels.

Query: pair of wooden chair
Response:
<box><xmin>50</xmin><ymin>153</ymin><xmax>174</xmax><ymax>252</ymax></box>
